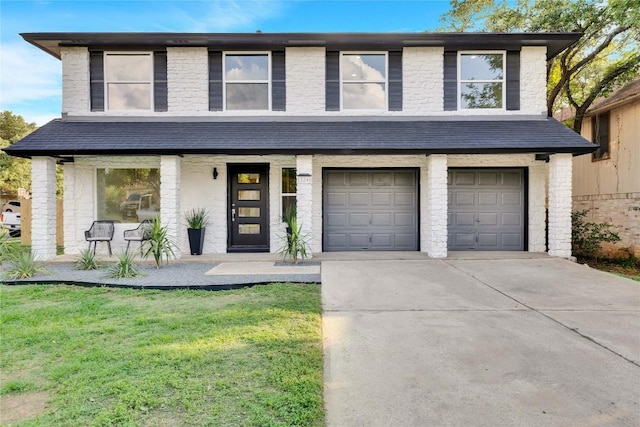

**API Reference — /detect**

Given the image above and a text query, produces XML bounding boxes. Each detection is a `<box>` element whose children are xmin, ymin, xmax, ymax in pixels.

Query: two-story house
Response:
<box><xmin>5</xmin><ymin>32</ymin><xmax>595</xmax><ymax>260</ymax></box>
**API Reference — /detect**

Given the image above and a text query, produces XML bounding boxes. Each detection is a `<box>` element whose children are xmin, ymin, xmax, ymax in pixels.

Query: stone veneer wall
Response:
<box><xmin>573</xmin><ymin>193</ymin><xmax>640</xmax><ymax>256</ymax></box>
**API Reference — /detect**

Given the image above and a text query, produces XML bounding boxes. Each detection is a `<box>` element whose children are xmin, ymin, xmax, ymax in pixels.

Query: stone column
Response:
<box><xmin>296</xmin><ymin>155</ymin><xmax>314</xmax><ymax>257</ymax></box>
<box><xmin>424</xmin><ymin>154</ymin><xmax>448</xmax><ymax>258</ymax></box>
<box><xmin>160</xmin><ymin>155</ymin><xmax>182</xmax><ymax>258</ymax></box>
<box><xmin>31</xmin><ymin>157</ymin><xmax>58</xmax><ymax>259</ymax></box>
<box><xmin>528</xmin><ymin>163</ymin><xmax>547</xmax><ymax>252</ymax></box>
<box><xmin>548</xmin><ymin>153</ymin><xmax>573</xmax><ymax>257</ymax></box>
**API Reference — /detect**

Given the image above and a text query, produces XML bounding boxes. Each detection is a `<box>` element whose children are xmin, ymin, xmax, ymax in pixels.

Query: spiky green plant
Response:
<box><xmin>143</xmin><ymin>216</ymin><xmax>177</xmax><ymax>268</ymax></box>
<box><xmin>75</xmin><ymin>248</ymin><xmax>99</xmax><ymax>270</ymax></box>
<box><xmin>184</xmin><ymin>208</ymin><xmax>210</xmax><ymax>229</ymax></box>
<box><xmin>3</xmin><ymin>250</ymin><xmax>46</xmax><ymax>279</ymax></box>
<box><xmin>106</xmin><ymin>250</ymin><xmax>141</xmax><ymax>278</ymax></box>
<box><xmin>279</xmin><ymin>206</ymin><xmax>309</xmax><ymax>264</ymax></box>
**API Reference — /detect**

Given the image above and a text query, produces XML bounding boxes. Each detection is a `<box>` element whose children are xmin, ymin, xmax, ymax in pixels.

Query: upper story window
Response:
<box><xmin>105</xmin><ymin>53</ymin><xmax>153</xmax><ymax>110</ymax></box>
<box><xmin>592</xmin><ymin>112</ymin><xmax>610</xmax><ymax>161</ymax></box>
<box><xmin>458</xmin><ymin>52</ymin><xmax>505</xmax><ymax>109</ymax></box>
<box><xmin>224</xmin><ymin>53</ymin><xmax>271</xmax><ymax>110</ymax></box>
<box><xmin>341</xmin><ymin>53</ymin><xmax>387</xmax><ymax>110</ymax></box>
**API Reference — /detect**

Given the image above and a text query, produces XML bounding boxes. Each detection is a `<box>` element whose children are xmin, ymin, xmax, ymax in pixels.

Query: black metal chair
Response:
<box><xmin>123</xmin><ymin>220</ymin><xmax>152</xmax><ymax>255</ymax></box>
<box><xmin>84</xmin><ymin>220</ymin><xmax>115</xmax><ymax>256</ymax></box>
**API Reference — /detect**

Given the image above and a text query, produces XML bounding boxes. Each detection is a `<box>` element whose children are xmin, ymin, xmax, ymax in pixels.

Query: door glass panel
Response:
<box><xmin>238</xmin><ymin>224</ymin><xmax>260</xmax><ymax>234</ymax></box>
<box><xmin>238</xmin><ymin>173</ymin><xmax>260</xmax><ymax>184</ymax></box>
<box><xmin>238</xmin><ymin>207</ymin><xmax>260</xmax><ymax>217</ymax></box>
<box><xmin>238</xmin><ymin>190</ymin><xmax>260</xmax><ymax>200</ymax></box>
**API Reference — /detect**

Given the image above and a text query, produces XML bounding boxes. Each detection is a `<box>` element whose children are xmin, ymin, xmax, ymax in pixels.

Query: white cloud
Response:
<box><xmin>0</xmin><ymin>43</ymin><xmax>61</xmax><ymax>108</ymax></box>
<box><xmin>168</xmin><ymin>0</ymin><xmax>284</xmax><ymax>32</ymax></box>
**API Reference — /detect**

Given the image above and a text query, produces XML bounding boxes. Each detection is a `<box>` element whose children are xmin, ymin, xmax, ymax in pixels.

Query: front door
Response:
<box><xmin>228</xmin><ymin>164</ymin><xmax>269</xmax><ymax>252</ymax></box>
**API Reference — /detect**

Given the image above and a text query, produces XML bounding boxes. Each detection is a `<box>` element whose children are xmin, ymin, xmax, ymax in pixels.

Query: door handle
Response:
<box><xmin>232</xmin><ymin>208</ymin><xmax>236</xmax><ymax>222</ymax></box>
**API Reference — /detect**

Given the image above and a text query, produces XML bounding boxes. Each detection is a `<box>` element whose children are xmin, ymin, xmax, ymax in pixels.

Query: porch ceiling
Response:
<box><xmin>4</xmin><ymin>117</ymin><xmax>596</xmax><ymax>159</ymax></box>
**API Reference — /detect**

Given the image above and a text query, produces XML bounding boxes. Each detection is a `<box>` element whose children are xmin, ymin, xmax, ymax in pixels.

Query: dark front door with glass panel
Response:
<box><xmin>228</xmin><ymin>164</ymin><xmax>269</xmax><ymax>252</ymax></box>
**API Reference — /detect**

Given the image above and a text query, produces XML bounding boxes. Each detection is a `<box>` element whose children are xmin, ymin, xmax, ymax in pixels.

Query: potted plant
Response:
<box><xmin>184</xmin><ymin>208</ymin><xmax>210</xmax><ymax>255</ymax></box>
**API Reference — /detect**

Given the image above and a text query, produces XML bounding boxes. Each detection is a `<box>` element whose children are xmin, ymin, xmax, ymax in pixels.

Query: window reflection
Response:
<box><xmin>105</xmin><ymin>53</ymin><xmax>152</xmax><ymax>111</ymax></box>
<box><xmin>341</xmin><ymin>54</ymin><xmax>387</xmax><ymax>110</ymax></box>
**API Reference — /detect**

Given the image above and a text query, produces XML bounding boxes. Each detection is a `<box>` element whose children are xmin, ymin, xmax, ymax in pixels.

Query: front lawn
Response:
<box><xmin>0</xmin><ymin>284</ymin><xmax>324</xmax><ymax>426</ymax></box>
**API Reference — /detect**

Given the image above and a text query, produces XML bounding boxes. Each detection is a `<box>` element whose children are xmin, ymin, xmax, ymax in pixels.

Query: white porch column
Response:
<box><xmin>160</xmin><ymin>155</ymin><xmax>182</xmax><ymax>258</ymax></box>
<box><xmin>296</xmin><ymin>155</ymin><xmax>314</xmax><ymax>256</ymax></box>
<box><xmin>424</xmin><ymin>154</ymin><xmax>448</xmax><ymax>258</ymax></box>
<box><xmin>528</xmin><ymin>163</ymin><xmax>547</xmax><ymax>252</ymax></box>
<box><xmin>31</xmin><ymin>157</ymin><xmax>57</xmax><ymax>259</ymax></box>
<box><xmin>548</xmin><ymin>153</ymin><xmax>573</xmax><ymax>257</ymax></box>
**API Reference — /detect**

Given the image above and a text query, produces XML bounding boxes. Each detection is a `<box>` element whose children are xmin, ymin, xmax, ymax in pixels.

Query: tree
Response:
<box><xmin>0</xmin><ymin>111</ymin><xmax>38</xmax><ymax>194</ymax></box>
<box><xmin>439</xmin><ymin>0</ymin><xmax>640</xmax><ymax>132</ymax></box>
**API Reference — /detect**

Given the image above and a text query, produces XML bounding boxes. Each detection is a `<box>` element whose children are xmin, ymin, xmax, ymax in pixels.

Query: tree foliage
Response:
<box><xmin>0</xmin><ymin>111</ymin><xmax>63</xmax><ymax>196</ymax></box>
<box><xmin>0</xmin><ymin>111</ymin><xmax>37</xmax><ymax>194</ymax></box>
<box><xmin>439</xmin><ymin>0</ymin><xmax>640</xmax><ymax>132</ymax></box>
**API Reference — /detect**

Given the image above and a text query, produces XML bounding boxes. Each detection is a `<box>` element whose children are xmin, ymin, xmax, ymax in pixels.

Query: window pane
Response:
<box><xmin>460</xmin><ymin>82</ymin><xmax>503</xmax><ymax>109</ymax></box>
<box><xmin>238</xmin><ymin>207</ymin><xmax>261</xmax><ymax>217</ymax></box>
<box><xmin>239</xmin><ymin>224</ymin><xmax>261</xmax><ymax>234</ymax></box>
<box><xmin>226</xmin><ymin>83</ymin><xmax>269</xmax><ymax>110</ymax></box>
<box><xmin>238</xmin><ymin>173</ymin><xmax>260</xmax><ymax>184</ymax></box>
<box><xmin>343</xmin><ymin>83</ymin><xmax>386</xmax><ymax>109</ymax></box>
<box><xmin>282</xmin><ymin>196</ymin><xmax>297</xmax><ymax>218</ymax></box>
<box><xmin>238</xmin><ymin>190</ymin><xmax>260</xmax><ymax>200</ymax></box>
<box><xmin>460</xmin><ymin>54</ymin><xmax>503</xmax><ymax>80</ymax></box>
<box><xmin>225</xmin><ymin>55</ymin><xmax>269</xmax><ymax>80</ymax></box>
<box><xmin>96</xmin><ymin>168</ymin><xmax>160</xmax><ymax>223</ymax></box>
<box><xmin>106</xmin><ymin>54</ymin><xmax>151</xmax><ymax>81</ymax></box>
<box><xmin>282</xmin><ymin>168</ymin><xmax>297</xmax><ymax>193</ymax></box>
<box><xmin>107</xmin><ymin>83</ymin><xmax>151</xmax><ymax>110</ymax></box>
<box><xmin>341</xmin><ymin>54</ymin><xmax>386</xmax><ymax>81</ymax></box>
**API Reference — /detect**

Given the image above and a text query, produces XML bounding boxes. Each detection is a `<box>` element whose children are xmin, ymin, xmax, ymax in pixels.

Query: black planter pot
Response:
<box><xmin>187</xmin><ymin>228</ymin><xmax>206</xmax><ymax>255</ymax></box>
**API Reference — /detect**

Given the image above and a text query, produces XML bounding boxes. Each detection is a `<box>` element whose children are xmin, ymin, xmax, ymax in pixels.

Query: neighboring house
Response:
<box><xmin>572</xmin><ymin>78</ymin><xmax>640</xmax><ymax>256</ymax></box>
<box><xmin>4</xmin><ymin>32</ymin><xmax>595</xmax><ymax>260</ymax></box>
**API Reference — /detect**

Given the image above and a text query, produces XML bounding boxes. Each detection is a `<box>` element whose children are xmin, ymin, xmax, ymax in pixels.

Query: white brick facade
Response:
<box><xmin>31</xmin><ymin>157</ymin><xmax>58</xmax><ymax>259</ymax></box>
<box><xmin>548</xmin><ymin>154</ymin><xmax>573</xmax><ymax>257</ymax></box>
<box><xmin>520</xmin><ymin>47</ymin><xmax>548</xmax><ymax>115</ymax></box>
<box><xmin>167</xmin><ymin>47</ymin><xmax>209</xmax><ymax>112</ymax></box>
<box><xmin>61</xmin><ymin>47</ymin><xmax>90</xmax><ymax>116</ymax></box>
<box><xmin>296</xmin><ymin>155</ymin><xmax>314</xmax><ymax>256</ymax></box>
<box><xmin>286</xmin><ymin>48</ymin><xmax>325</xmax><ymax>113</ymax></box>
<box><xmin>424</xmin><ymin>155</ymin><xmax>448</xmax><ymax>257</ymax></box>
<box><xmin>403</xmin><ymin>47</ymin><xmax>444</xmax><ymax>114</ymax></box>
<box><xmin>160</xmin><ymin>156</ymin><xmax>182</xmax><ymax>258</ymax></box>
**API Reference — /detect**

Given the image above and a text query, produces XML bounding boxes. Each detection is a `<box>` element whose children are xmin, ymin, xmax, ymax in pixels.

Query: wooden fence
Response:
<box><xmin>20</xmin><ymin>199</ymin><xmax>64</xmax><ymax>248</ymax></box>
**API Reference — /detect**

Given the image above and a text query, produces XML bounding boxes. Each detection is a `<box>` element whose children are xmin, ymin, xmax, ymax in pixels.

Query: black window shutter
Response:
<box><xmin>326</xmin><ymin>51</ymin><xmax>340</xmax><ymax>111</ymax></box>
<box><xmin>388</xmin><ymin>51</ymin><xmax>403</xmax><ymax>111</ymax></box>
<box><xmin>153</xmin><ymin>51</ymin><xmax>168</xmax><ymax>112</ymax></box>
<box><xmin>443</xmin><ymin>51</ymin><xmax>457</xmax><ymax>111</ymax></box>
<box><xmin>209</xmin><ymin>51</ymin><xmax>223</xmax><ymax>111</ymax></box>
<box><xmin>271</xmin><ymin>51</ymin><xmax>286</xmax><ymax>111</ymax></box>
<box><xmin>89</xmin><ymin>51</ymin><xmax>104</xmax><ymax>112</ymax></box>
<box><xmin>505</xmin><ymin>51</ymin><xmax>520</xmax><ymax>111</ymax></box>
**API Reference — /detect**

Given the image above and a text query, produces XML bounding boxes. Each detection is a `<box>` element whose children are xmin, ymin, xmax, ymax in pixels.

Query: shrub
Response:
<box><xmin>106</xmin><ymin>250</ymin><xmax>141</xmax><ymax>278</ymax></box>
<box><xmin>143</xmin><ymin>216</ymin><xmax>176</xmax><ymax>268</ymax></box>
<box><xmin>572</xmin><ymin>210</ymin><xmax>621</xmax><ymax>259</ymax></box>
<box><xmin>279</xmin><ymin>206</ymin><xmax>309</xmax><ymax>264</ymax></box>
<box><xmin>3</xmin><ymin>250</ymin><xmax>46</xmax><ymax>279</ymax></box>
<box><xmin>75</xmin><ymin>248</ymin><xmax>99</xmax><ymax>270</ymax></box>
<box><xmin>184</xmin><ymin>208</ymin><xmax>210</xmax><ymax>229</ymax></box>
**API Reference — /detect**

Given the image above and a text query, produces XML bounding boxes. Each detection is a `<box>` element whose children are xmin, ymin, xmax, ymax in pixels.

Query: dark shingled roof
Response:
<box><xmin>4</xmin><ymin>118</ymin><xmax>596</xmax><ymax>158</ymax></box>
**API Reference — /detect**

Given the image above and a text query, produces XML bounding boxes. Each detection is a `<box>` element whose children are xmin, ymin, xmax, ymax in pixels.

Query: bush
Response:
<box><xmin>572</xmin><ymin>210</ymin><xmax>621</xmax><ymax>259</ymax></box>
<box><xmin>279</xmin><ymin>206</ymin><xmax>309</xmax><ymax>264</ymax></box>
<box><xmin>143</xmin><ymin>216</ymin><xmax>176</xmax><ymax>268</ymax></box>
<box><xmin>75</xmin><ymin>248</ymin><xmax>99</xmax><ymax>270</ymax></box>
<box><xmin>3</xmin><ymin>250</ymin><xmax>46</xmax><ymax>279</ymax></box>
<box><xmin>106</xmin><ymin>250</ymin><xmax>141</xmax><ymax>278</ymax></box>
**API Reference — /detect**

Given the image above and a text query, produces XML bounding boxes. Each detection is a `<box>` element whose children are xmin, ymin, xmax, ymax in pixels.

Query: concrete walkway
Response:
<box><xmin>322</xmin><ymin>257</ymin><xmax>640</xmax><ymax>426</ymax></box>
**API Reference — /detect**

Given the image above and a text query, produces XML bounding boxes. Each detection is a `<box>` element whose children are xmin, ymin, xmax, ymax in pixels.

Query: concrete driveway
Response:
<box><xmin>322</xmin><ymin>256</ymin><xmax>640</xmax><ymax>426</ymax></box>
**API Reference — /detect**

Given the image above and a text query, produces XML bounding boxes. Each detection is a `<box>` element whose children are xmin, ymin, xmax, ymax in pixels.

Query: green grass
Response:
<box><xmin>0</xmin><ymin>284</ymin><xmax>324</xmax><ymax>426</ymax></box>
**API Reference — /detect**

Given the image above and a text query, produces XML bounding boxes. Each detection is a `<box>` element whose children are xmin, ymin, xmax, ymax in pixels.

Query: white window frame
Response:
<box><xmin>340</xmin><ymin>51</ymin><xmax>388</xmax><ymax>111</ymax></box>
<box><xmin>104</xmin><ymin>51</ymin><xmax>154</xmax><ymax>111</ymax></box>
<box><xmin>223</xmin><ymin>51</ymin><xmax>272</xmax><ymax>111</ymax></box>
<box><xmin>457</xmin><ymin>51</ymin><xmax>506</xmax><ymax>111</ymax></box>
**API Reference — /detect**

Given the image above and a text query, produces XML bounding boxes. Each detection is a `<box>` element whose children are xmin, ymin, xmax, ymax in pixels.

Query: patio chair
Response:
<box><xmin>84</xmin><ymin>220</ymin><xmax>115</xmax><ymax>256</ymax></box>
<box><xmin>123</xmin><ymin>220</ymin><xmax>152</xmax><ymax>255</ymax></box>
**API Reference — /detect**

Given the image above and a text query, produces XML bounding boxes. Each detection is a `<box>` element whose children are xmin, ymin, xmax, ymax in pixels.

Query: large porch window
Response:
<box><xmin>96</xmin><ymin>168</ymin><xmax>160</xmax><ymax>223</ymax></box>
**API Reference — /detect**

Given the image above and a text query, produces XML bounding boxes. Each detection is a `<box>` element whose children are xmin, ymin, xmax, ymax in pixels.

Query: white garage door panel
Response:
<box><xmin>324</xmin><ymin>169</ymin><xmax>419</xmax><ymax>251</ymax></box>
<box><xmin>448</xmin><ymin>169</ymin><xmax>525</xmax><ymax>251</ymax></box>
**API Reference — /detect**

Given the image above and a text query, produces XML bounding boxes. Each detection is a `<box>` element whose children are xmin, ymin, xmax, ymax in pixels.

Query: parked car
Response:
<box><xmin>0</xmin><ymin>211</ymin><xmax>21</xmax><ymax>237</ymax></box>
<box><xmin>2</xmin><ymin>200</ymin><xmax>21</xmax><ymax>213</ymax></box>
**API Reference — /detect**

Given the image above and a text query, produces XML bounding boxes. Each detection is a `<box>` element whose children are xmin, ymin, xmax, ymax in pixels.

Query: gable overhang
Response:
<box><xmin>21</xmin><ymin>32</ymin><xmax>582</xmax><ymax>61</ymax></box>
<box><xmin>4</xmin><ymin>117</ymin><xmax>596</xmax><ymax>160</ymax></box>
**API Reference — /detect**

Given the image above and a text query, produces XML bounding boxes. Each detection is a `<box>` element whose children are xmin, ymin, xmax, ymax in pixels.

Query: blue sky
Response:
<box><xmin>0</xmin><ymin>0</ymin><xmax>451</xmax><ymax>125</ymax></box>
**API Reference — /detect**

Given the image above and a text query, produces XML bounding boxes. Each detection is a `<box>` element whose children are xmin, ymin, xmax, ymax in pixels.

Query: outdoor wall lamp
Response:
<box><xmin>213</xmin><ymin>167</ymin><xmax>219</xmax><ymax>180</ymax></box>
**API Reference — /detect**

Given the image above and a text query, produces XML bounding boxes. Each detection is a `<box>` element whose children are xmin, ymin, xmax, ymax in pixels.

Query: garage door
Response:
<box><xmin>448</xmin><ymin>168</ymin><xmax>525</xmax><ymax>251</ymax></box>
<box><xmin>323</xmin><ymin>169</ymin><xmax>418</xmax><ymax>251</ymax></box>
